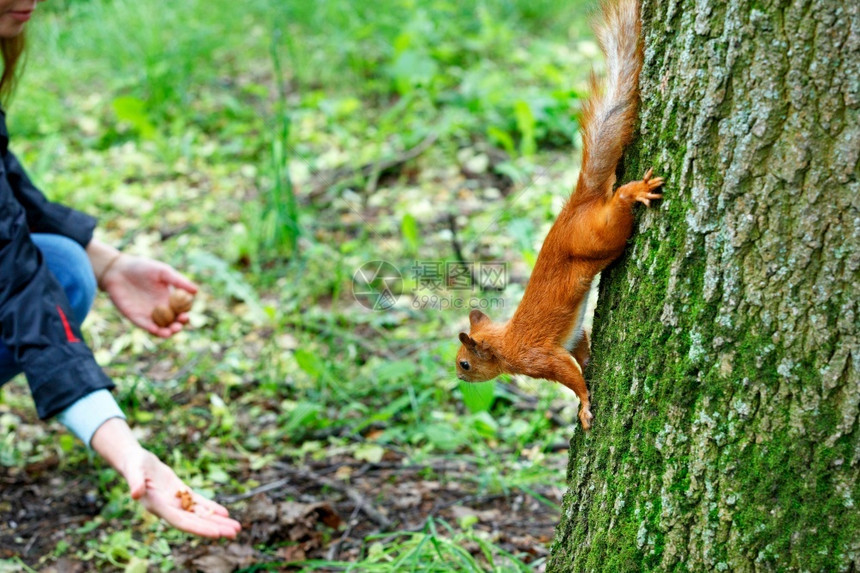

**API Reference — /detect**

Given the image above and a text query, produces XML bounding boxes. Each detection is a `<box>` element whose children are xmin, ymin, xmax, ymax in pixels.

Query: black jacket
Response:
<box><xmin>0</xmin><ymin>109</ymin><xmax>113</xmax><ymax>419</ymax></box>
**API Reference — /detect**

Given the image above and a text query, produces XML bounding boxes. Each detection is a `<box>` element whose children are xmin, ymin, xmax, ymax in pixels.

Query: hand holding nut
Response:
<box><xmin>151</xmin><ymin>289</ymin><xmax>195</xmax><ymax>327</ymax></box>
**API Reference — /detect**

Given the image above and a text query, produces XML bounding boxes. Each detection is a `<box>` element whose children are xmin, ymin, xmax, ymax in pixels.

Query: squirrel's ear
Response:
<box><xmin>475</xmin><ymin>339</ymin><xmax>498</xmax><ymax>361</ymax></box>
<box><xmin>469</xmin><ymin>309</ymin><xmax>489</xmax><ymax>326</ymax></box>
<box><xmin>459</xmin><ymin>332</ymin><xmax>476</xmax><ymax>349</ymax></box>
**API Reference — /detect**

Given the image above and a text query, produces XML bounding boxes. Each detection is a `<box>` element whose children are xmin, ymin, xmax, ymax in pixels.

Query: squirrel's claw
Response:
<box><xmin>635</xmin><ymin>192</ymin><xmax>663</xmax><ymax>207</ymax></box>
<box><xmin>618</xmin><ymin>171</ymin><xmax>664</xmax><ymax>207</ymax></box>
<box><xmin>648</xmin><ymin>176</ymin><xmax>665</xmax><ymax>191</ymax></box>
<box><xmin>635</xmin><ymin>171</ymin><xmax>664</xmax><ymax>207</ymax></box>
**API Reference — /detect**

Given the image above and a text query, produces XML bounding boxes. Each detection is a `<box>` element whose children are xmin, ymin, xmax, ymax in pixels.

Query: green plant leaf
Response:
<box><xmin>514</xmin><ymin>99</ymin><xmax>536</xmax><ymax>156</ymax></box>
<box><xmin>111</xmin><ymin>95</ymin><xmax>156</xmax><ymax>139</ymax></box>
<box><xmin>388</xmin><ymin>49</ymin><xmax>438</xmax><ymax>95</ymax></box>
<box><xmin>487</xmin><ymin>126</ymin><xmax>516</xmax><ymax>156</ymax></box>
<box><xmin>459</xmin><ymin>380</ymin><xmax>495</xmax><ymax>413</ymax></box>
<box><xmin>354</xmin><ymin>443</ymin><xmax>385</xmax><ymax>463</ymax></box>
<box><xmin>124</xmin><ymin>557</ymin><xmax>149</xmax><ymax>573</ymax></box>
<box><xmin>471</xmin><ymin>411</ymin><xmax>498</xmax><ymax>438</ymax></box>
<box><xmin>294</xmin><ymin>348</ymin><xmax>325</xmax><ymax>378</ymax></box>
<box><xmin>207</xmin><ymin>465</ymin><xmax>231</xmax><ymax>484</ymax></box>
<box><xmin>59</xmin><ymin>434</ymin><xmax>75</xmax><ymax>453</ymax></box>
<box><xmin>401</xmin><ymin>213</ymin><xmax>420</xmax><ymax>254</ymax></box>
<box><xmin>187</xmin><ymin>250</ymin><xmax>267</xmax><ymax>322</ymax></box>
<box><xmin>424</xmin><ymin>423</ymin><xmax>466</xmax><ymax>451</ymax></box>
<box><xmin>375</xmin><ymin>360</ymin><xmax>419</xmax><ymax>382</ymax></box>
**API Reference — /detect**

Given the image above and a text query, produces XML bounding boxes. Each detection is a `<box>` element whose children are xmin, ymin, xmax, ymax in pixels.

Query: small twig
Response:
<box><xmin>271</xmin><ymin>462</ymin><xmax>392</xmax><ymax>528</ymax></box>
<box><xmin>22</xmin><ymin>532</ymin><xmax>39</xmax><ymax>555</ymax></box>
<box><xmin>307</xmin><ymin>132</ymin><xmax>438</xmax><ymax>200</ymax></box>
<box><xmin>171</xmin><ymin>348</ymin><xmax>211</xmax><ymax>382</ymax></box>
<box><xmin>446</xmin><ymin>212</ymin><xmax>480</xmax><ymax>288</ymax></box>
<box><xmin>361</xmin><ymin>132</ymin><xmax>438</xmax><ymax>180</ymax></box>
<box><xmin>326</xmin><ymin>504</ymin><xmax>361</xmax><ymax>561</ymax></box>
<box><xmin>505</xmin><ymin>520</ymin><xmax>561</xmax><ymax>529</ymax></box>
<box><xmin>159</xmin><ymin>223</ymin><xmax>194</xmax><ymax>241</ymax></box>
<box><xmin>13</xmin><ymin>513</ymin><xmax>91</xmax><ymax>537</ymax></box>
<box><xmin>225</xmin><ymin>461</ymin><xmax>394</xmax><ymax>529</ymax></box>
<box><xmin>283</xmin><ymin>319</ymin><xmax>381</xmax><ymax>357</ymax></box>
<box><xmin>365</xmin><ymin>132</ymin><xmax>438</xmax><ymax>194</ymax></box>
<box><xmin>316</xmin><ymin>473</ymin><xmax>391</xmax><ymax>528</ymax></box>
<box><xmin>498</xmin><ymin>381</ymin><xmax>538</xmax><ymax>403</ymax></box>
<box><xmin>351</xmin><ymin>463</ymin><xmax>374</xmax><ymax>479</ymax></box>
<box><xmin>217</xmin><ymin>477</ymin><xmax>292</xmax><ymax>505</ymax></box>
<box><xmin>430</xmin><ymin>493</ymin><xmax>506</xmax><ymax>516</ymax></box>
<box><xmin>447</xmin><ymin>213</ymin><xmax>467</xmax><ymax>264</ymax></box>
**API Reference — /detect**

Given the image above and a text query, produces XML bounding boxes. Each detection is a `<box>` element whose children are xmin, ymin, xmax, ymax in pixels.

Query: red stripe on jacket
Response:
<box><xmin>56</xmin><ymin>306</ymin><xmax>80</xmax><ymax>343</ymax></box>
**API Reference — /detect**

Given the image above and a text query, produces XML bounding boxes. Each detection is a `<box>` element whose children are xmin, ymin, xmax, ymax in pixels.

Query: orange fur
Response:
<box><xmin>455</xmin><ymin>0</ymin><xmax>664</xmax><ymax>431</ymax></box>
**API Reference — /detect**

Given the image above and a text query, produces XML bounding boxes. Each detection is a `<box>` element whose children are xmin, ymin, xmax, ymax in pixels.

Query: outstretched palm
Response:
<box><xmin>127</xmin><ymin>449</ymin><xmax>241</xmax><ymax>538</ymax></box>
<box><xmin>101</xmin><ymin>255</ymin><xmax>198</xmax><ymax>337</ymax></box>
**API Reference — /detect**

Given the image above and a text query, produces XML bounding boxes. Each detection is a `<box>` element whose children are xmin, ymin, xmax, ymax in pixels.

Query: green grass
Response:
<box><xmin>0</xmin><ymin>0</ymin><xmax>599</xmax><ymax>570</ymax></box>
<box><xmin>296</xmin><ymin>517</ymin><xmax>539</xmax><ymax>572</ymax></box>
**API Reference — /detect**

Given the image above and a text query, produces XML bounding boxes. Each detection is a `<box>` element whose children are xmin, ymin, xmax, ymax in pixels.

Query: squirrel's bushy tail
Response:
<box><xmin>577</xmin><ymin>0</ymin><xmax>643</xmax><ymax>200</ymax></box>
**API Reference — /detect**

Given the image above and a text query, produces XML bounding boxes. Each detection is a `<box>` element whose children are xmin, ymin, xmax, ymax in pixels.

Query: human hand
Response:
<box><xmin>124</xmin><ymin>448</ymin><xmax>242</xmax><ymax>539</ymax></box>
<box><xmin>92</xmin><ymin>419</ymin><xmax>241</xmax><ymax>539</ymax></box>
<box><xmin>101</xmin><ymin>254</ymin><xmax>198</xmax><ymax>338</ymax></box>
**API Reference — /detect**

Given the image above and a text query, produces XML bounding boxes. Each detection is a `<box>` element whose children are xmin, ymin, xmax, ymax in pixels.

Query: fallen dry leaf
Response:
<box><xmin>40</xmin><ymin>557</ymin><xmax>87</xmax><ymax>573</ymax></box>
<box><xmin>243</xmin><ymin>494</ymin><xmax>342</xmax><ymax>551</ymax></box>
<box><xmin>335</xmin><ymin>465</ymin><xmax>353</xmax><ymax>480</ymax></box>
<box><xmin>450</xmin><ymin>505</ymin><xmax>502</xmax><ymax>523</ymax></box>
<box><xmin>279</xmin><ymin>500</ymin><xmax>342</xmax><ymax>530</ymax></box>
<box><xmin>244</xmin><ymin>494</ymin><xmax>278</xmax><ymax>522</ymax></box>
<box><xmin>507</xmin><ymin>534</ymin><xmax>551</xmax><ymax>556</ymax></box>
<box><xmin>189</xmin><ymin>543</ymin><xmax>256</xmax><ymax>573</ymax></box>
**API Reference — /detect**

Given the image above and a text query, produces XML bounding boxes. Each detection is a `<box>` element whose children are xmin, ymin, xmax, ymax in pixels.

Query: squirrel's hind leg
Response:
<box><xmin>575</xmin><ymin>169</ymin><xmax>665</xmax><ymax>258</ymax></box>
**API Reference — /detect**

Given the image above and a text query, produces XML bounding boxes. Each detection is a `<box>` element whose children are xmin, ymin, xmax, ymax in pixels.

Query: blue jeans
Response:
<box><xmin>0</xmin><ymin>234</ymin><xmax>96</xmax><ymax>385</ymax></box>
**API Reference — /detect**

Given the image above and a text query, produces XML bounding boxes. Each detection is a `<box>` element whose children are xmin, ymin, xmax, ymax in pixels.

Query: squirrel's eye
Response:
<box><xmin>459</xmin><ymin>360</ymin><xmax>471</xmax><ymax>371</ymax></box>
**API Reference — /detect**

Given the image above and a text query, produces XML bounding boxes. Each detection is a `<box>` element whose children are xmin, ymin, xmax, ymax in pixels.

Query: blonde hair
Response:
<box><xmin>0</xmin><ymin>33</ymin><xmax>26</xmax><ymax>105</ymax></box>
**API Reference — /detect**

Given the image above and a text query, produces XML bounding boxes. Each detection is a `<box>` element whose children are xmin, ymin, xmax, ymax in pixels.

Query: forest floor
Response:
<box><xmin>1</xmin><ymin>444</ymin><xmax>565</xmax><ymax>571</ymax></box>
<box><xmin>0</xmin><ymin>0</ymin><xmax>596</xmax><ymax>570</ymax></box>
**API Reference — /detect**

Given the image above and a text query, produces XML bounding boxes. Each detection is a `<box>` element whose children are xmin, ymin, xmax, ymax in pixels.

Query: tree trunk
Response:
<box><xmin>548</xmin><ymin>0</ymin><xmax>858</xmax><ymax>571</ymax></box>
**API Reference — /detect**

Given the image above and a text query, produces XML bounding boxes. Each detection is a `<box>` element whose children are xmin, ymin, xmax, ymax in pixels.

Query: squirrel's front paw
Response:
<box><xmin>579</xmin><ymin>405</ymin><xmax>594</xmax><ymax>431</ymax></box>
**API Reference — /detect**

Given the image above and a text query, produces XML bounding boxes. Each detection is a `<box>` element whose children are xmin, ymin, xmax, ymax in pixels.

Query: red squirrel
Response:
<box><xmin>455</xmin><ymin>0</ymin><xmax>663</xmax><ymax>430</ymax></box>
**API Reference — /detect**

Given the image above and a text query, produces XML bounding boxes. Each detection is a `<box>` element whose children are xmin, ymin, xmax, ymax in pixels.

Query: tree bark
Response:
<box><xmin>548</xmin><ymin>0</ymin><xmax>858</xmax><ymax>571</ymax></box>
